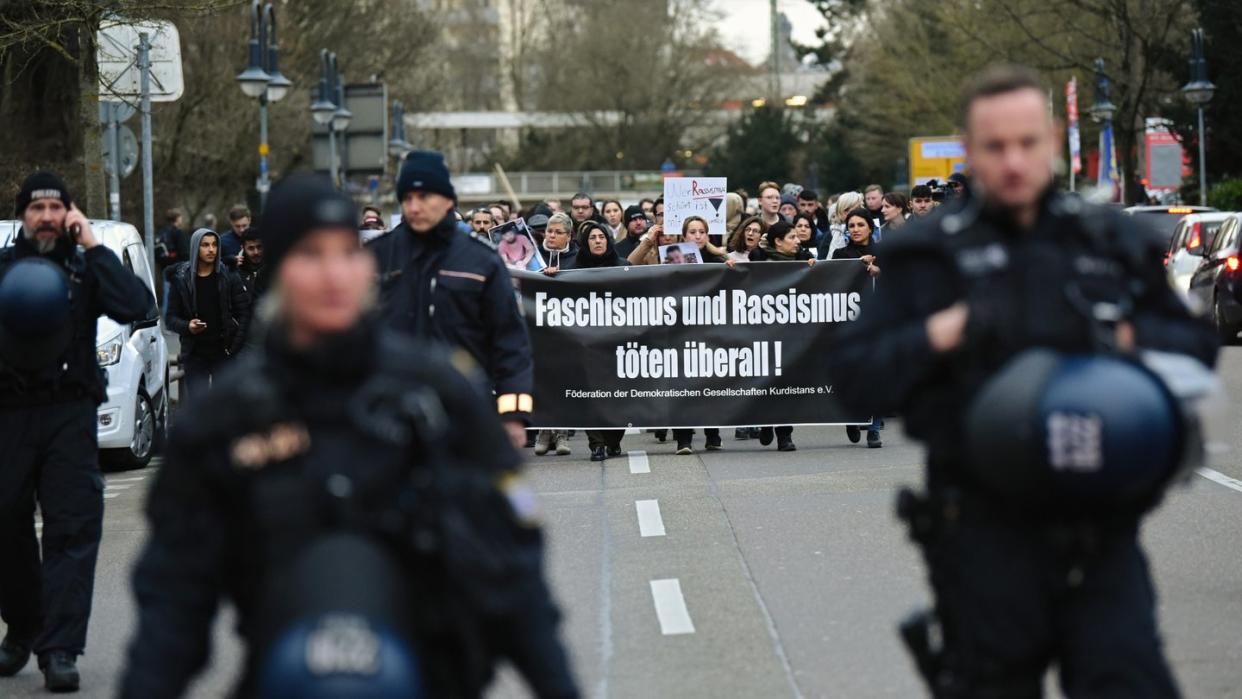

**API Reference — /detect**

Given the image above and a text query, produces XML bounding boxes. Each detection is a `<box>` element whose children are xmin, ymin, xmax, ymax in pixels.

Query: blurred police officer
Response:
<box><xmin>830</xmin><ymin>66</ymin><xmax>1218</xmax><ymax>697</ymax></box>
<box><xmin>368</xmin><ymin>151</ymin><xmax>534</xmax><ymax>448</ymax></box>
<box><xmin>0</xmin><ymin>172</ymin><xmax>153</xmax><ymax>692</ymax></box>
<box><xmin>122</xmin><ymin>173</ymin><xmax>577</xmax><ymax>698</ymax></box>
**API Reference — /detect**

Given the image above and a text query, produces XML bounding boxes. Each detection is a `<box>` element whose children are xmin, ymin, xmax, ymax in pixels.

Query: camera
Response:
<box><xmin>924</xmin><ymin>180</ymin><xmax>948</xmax><ymax>203</ymax></box>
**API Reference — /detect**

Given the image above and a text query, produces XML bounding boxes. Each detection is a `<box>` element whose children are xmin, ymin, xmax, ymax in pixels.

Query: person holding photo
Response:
<box><xmin>831</xmin><ymin>208</ymin><xmax>884</xmax><ymax>448</ymax></box>
<box><xmin>626</xmin><ymin>217</ymin><xmax>679</xmax><ymax>266</ymax></box>
<box><xmin>679</xmin><ymin>216</ymin><xmax>727</xmax><ymax>264</ymax></box>
<box><xmin>672</xmin><ymin>216</ymin><xmax>727</xmax><ymax>455</ymax></box>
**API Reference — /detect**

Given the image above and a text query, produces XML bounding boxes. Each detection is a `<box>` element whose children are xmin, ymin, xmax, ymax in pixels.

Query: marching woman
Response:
<box><xmin>671</xmin><ymin>216</ymin><xmax>727</xmax><ymax>454</ymax></box>
<box><xmin>726</xmin><ymin>215</ymin><xmax>765</xmax><ymax>264</ymax></box>
<box><xmin>574</xmin><ymin>221</ymin><xmax>627</xmax><ymax>462</ymax></box>
<box><xmin>729</xmin><ymin>221</ymin><xmax>815</xmax><ymax>452</ymax></box>
<box><xmin>831</xmin><ymin>208</ymin><xmax>884</xmax><ymax>448</ymax></box>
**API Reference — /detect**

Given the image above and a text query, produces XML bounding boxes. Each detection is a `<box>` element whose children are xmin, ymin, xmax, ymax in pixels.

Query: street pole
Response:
<box><xmin>138</xmin><ymin>33</ymin><xmax>156</xmax><ymax>276</ymax></box>
<box><xmin>328</xmin><ymin>126</ymin><xmax>339</xmax><ymax>187</ymax></box>
<box><xmin>1197</xmin><ymin>106</ymin><xmax>1208</xmax><ymax>206</ymax></box>
<box><xmin>258</xmin><ymin>96</ymin><xmax>270</xmax><ymax>209</ymax></box>
<box><xmin>107</xmin><ymin>107</ymin><xmax>122</xmax><ymax>221</ymax></box>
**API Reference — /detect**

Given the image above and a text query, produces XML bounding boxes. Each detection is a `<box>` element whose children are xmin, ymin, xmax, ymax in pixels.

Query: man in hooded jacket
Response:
<box><xmin>165</xmin><ymin>228</ymin><xmax>252</xmax><ymax>398</ymax></box>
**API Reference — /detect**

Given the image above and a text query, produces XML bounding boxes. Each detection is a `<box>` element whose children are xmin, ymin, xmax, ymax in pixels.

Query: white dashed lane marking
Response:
<box><xmin>650</xmin><ymin>579</ymin><xmax>695</xmax><ymax>635</ymax></box>
<box><xmin>1198</xmin><ymin>467</ymin><xmax>1242</xmax><ymax>494</ymax></box>
<box><xmin>629</xmin><ymin>450</ymin><xmax>650</xmax><ymax>474</ymax></box>
<box><xmin>635</xmin><ymin>499</ymin><xmax>666</xmax><ymax>537</ymax></box>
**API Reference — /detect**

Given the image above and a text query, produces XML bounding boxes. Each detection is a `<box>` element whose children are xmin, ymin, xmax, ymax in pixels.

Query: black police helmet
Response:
<box><xmin>964</xmin><ymin>349</ymin><xmax>1183</xmax><ymax>515</ymax></box>
<box><xmin>257</xmin><ymin>534</ymin><xmax>423</xmax><ymax>699</ymax></box>
<box><xmin>0</xmin><ymin>257</ymin><xmax>73</xmax><ymax>371</ymax></box>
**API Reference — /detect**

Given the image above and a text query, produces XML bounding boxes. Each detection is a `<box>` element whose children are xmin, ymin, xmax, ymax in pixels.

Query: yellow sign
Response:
<box><xmin>258</xmin><ymin>143</ymin><xmax>270</xmax><ymax>157</ymax></box>
<box><xmin>909</xmin><ymin>136</ymin><xmax>965</xmax><ymax>185</ymax></box>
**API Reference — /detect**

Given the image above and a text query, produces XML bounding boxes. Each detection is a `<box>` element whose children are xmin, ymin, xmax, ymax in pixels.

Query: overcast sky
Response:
<box><xmin>716</xmin><ymin>0</ymin><xmax>826</xmax><ymax>65</ymax></box>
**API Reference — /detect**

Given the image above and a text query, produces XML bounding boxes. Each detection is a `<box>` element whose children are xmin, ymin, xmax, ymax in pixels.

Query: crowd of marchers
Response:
<box><xmin>446</xmin><ymin>176</ymin><xmax>968</xmax><ymax>461</ymax></box>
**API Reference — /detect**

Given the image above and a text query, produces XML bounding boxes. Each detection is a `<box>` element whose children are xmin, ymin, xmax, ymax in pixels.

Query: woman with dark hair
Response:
<box><xmin>879</xmin><ymin>192</ymin><xmax>910</xmax><ymax>235</ymax></box>
<box><xmin>726</xmin><ymin>215</ymin><xmax>765</xmax><ymax>263</ymax></box>
<box><xmin>600</xmin><ymin>200</ymin><xmax>624</xmax><ymax>240</ymax></box>
<box><xmin>831</xmin><ymin>208</ymin><xmax>884</xmax><ymax>448</ymax></box>
<box><xmin>740</xmin><ymin>221</ymin><xmax>816</xmax><ymax>263</ymax></box>
<box><xmin>571</xmin><ymin>221</ymin><xmax>626</xmax><ymax>461</ymax></box>
<box><xmin>791</xmin><ymin>212</ymin><xmax>821</xmax><ymax>253</ymax></box>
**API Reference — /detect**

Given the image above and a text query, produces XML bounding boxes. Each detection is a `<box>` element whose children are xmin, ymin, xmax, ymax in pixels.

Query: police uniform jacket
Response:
<box><xmin>367</xmin><ymin>215</ymin><xmax>534</xmax><ymax>421</ymax></box>
<box><xmin>828</xmin><ymin>190</ymin><xmax>1219</xmax><ymax>488</ymax></box>
<box><xmin>122</xmin><ymin>319</ymin><xmax>576</xmax><ymax>698</ymax></box>
<box><xmin>0</xmin><ymin>232</ymin><xmax>153</xmax><ymax>406</ymax></box>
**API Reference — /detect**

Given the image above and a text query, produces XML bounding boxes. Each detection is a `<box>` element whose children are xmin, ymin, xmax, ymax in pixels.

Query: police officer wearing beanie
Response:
<box><xmin>123</xmin><ymin>172</ymin><xmax>578</xmax><ymax>698</ymax></box>
<box><xmin>367</xmin><ymin>151</ymin><xmax>534</xmax><ymax>448</ymax></box>
<box><xmin>830</xmin><ymin>66</ymin><xmax>1217</xmax><ymax>697</ymax></box>
<box><xmin>0</xmin><ymin>172</ymin><xmax>153</xmax><ymax>691</ymax></box>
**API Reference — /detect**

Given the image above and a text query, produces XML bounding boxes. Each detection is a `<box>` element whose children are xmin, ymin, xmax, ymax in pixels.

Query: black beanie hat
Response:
<box><xmin>396</xmin><ymin>150</ymin><xmax>456</xmax><ymax>202</ymax></box>
<box><xmin>623</xmin><ymin>204</ymin><xmax>646</xmax><ymax>224</ymax></box>
<box><xmin>259</xmin><ymin>172</ymin><xmax>358</xmax><ymax>270</ymax></box>
<box><xmin>15</xmin><ymin>171</ymin><xmax>72</xmax><ymax>217</ymax></box>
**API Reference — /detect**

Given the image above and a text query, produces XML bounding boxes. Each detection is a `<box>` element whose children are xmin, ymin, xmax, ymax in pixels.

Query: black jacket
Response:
<box><xmin>165</xmin><ymin>228</ymin><xmax>252</xmax><ymax>358</ymax></box>
<box><xmin>542</xmin><ymin>240</ymin><xmax>579</xmax><ymax>271</ymax></box>
<box><xmin>0</xmin><ymin>232</ymin><xmax>154</xmax><ymax>405</ymax></box>
<box><xmin>237</xmin><ymin>257</ymin><xmax>269</xmax><ymax>299</ymax></box>
<box><xmin>828</xmin><ymin>192</ymin><xmax>1218</xmax><ymax>486</ymax></box>
<box><xmin>367</xmin><ymin>216</ymin><xmax>534</xmax><ymax>420</ymax></box>
<box><xmin>122</xmin><ymin>321</ymin><xmax>577</xmax><ymax>699</ymax></box>
<box><xmin>830</xmin><ymin>240</ymin><xmax>877</xmax><ymax>261</ymax></box>
<box><xmin>156</xmin><ymin>224</ymin><xmax>189</xmax><ymax>271</ymax></box>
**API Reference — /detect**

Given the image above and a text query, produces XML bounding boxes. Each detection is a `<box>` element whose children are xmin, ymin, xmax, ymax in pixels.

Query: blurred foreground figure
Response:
<box><xmin>122</xmin><ymin>173</ymin><xmax>577</xmax><ymax>699</ymax></box>
<box><xmin>830</xmin><ymin>66</ymin><xmax>1219</xmax><ymax>698</ymax></box>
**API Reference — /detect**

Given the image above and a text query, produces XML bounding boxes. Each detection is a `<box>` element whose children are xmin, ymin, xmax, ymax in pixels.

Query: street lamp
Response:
<box><xmin>235</xmin><ymin>0</ymin><xmax>292</xmax><ymax>209</ymax></box>
<box><xmin>388</xmin><ymin>99</ymin><xmax>413</xmax><ymax>159</ymax></box>
<box><xmin>1089</xmin><ymin>58</ymin><xmax>1118</xmax><ymax>201</ymax></box>
<box><xmin>310</xmin><ymin>50</ymin><xmax>349</xmax><ymax>187</ymax></box>
<box><xmin>1182</xmin><ymin>28</ymin><xmax>1215</xmax><ymax>206</ymax></box>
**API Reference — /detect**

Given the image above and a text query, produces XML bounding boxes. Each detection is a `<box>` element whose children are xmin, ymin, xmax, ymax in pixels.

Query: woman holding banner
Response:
<box><xmin>671</xmin><ymin>216</ymin><xmax>729</xmax><ymax>455</ymax></box>
<box><xmin>573</xmin><ymin>221</ymin><xmax>628</xmax><ymax>462</ymax></box>
<box><xmin>817</xmin><ymin>191</ymin><xmax>863</xmax><ymax>260</ymax></box>
<box><xmin>540</xmin><ymin>212</ymin><xmax>579</xmax><ymax>275</ymax></box>
<box><xmin>726</xmin><ymin>216</ymin><xmax>765</xmax><ymax>263</ymax></box>
<box><xmin>732</xmin><ymin>221</ymin><xmax>818</xmax><ymax>452</ymax></box>
<box><xmin>831</xmin><ymin>208</ymin><xmax>883</xmax><ymax>448</ymax></box>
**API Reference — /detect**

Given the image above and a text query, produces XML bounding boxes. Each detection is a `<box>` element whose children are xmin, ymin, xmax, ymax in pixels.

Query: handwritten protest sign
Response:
<box><xmin>663</xmin><ymin>177</ymin><xmax>727</xmax><ymax>243</ymax></box>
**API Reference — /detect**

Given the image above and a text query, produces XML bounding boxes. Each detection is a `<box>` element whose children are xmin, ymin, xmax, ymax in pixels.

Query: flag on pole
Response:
<box><xmin>1066</xmin><ymin>78</ymin><xmax>1082</xmax><ymax>175</ymax></box>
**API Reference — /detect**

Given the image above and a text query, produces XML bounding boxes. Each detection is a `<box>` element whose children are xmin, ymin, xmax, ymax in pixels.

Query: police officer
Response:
<box><xmin>0</xmin><ymin>172</ymin><xmax>154</xmax><ymax>692</ymax></box>
<box><xmin>829</xmin><ymin>65</ymin><xmax>1218</xmax><ymax>697</ymax></box>
<box><xmin>367</xmin><ymin>151</ymin><xmax>534</xmax><ymax>448</ymax></box>
<box><xmin>122</xmin><ymin>173</ymin><xmax>577</xmax><ymax>699</ymax></box>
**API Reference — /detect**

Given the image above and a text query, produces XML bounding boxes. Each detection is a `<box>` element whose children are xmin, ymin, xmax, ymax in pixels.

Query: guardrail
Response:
<box><xmin>454</xmin><ymin>170</ymin><xmax>705</xmax><ymax>199</ymax></box>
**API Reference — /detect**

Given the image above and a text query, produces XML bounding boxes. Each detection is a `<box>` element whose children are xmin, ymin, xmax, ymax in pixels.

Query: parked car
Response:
<box><xmin>1163</xmin><ymin>212</ymin><xmax>1232</xmax><ymax>296</ymax></box>
<box><xmin>1186</xmin><ymin>213</ymin><xmax>1242</xmax><ymax>344</ymax></box>
<box><xmin>0</xmin><ymin>220</ymin><xmax>168</xmax><ymax>468</ymax></box>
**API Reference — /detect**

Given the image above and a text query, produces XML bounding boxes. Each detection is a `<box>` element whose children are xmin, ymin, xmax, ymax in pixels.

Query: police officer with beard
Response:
<box><xmin>829</xmin><ymin>66</ymin><xmax>1217</xmax><ymax>697</ymax></box>
<box><xmin>0</xmin><ymin>172</ymin><xmax>153</xmax><ymax>692</ymax></box>
<box><xmin>367</xmin><ymin>151</ymin><xmax>534</xmax><ymax>449</ymax></box>
<box><xmin>122</xmin><ymin>173</ymin><xmax>577</xmax><ymax>699</ymax></box>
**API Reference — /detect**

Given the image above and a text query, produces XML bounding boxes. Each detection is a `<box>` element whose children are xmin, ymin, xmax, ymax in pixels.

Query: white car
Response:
<box><xmin>1164</xmin><ymin>212</ymin><xmax>1232</xmax><ymax>297</ymax></box>
<box><xmin>1</xmin><ymin>220</ymin><xmax>168</xmax><ymax>468</ymax></box>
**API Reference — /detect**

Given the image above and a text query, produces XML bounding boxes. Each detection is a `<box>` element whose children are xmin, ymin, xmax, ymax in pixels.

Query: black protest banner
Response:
<box><xmin>513</xmin><ymin>261</ymin><xmax>872</xmax><ymax>428</ymax></box>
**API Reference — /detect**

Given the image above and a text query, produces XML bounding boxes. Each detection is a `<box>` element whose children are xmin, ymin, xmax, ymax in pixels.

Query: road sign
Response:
<box><xmin>98</xmin><ymin>100</ymin><xmax>136</xmax><ymax>125</ymax></box>
<box><xmin>98</xmin><ymin>18</ymin><xmax>184</xmax><ymax>102</ymax></box>
<box><xmin>103</xmin><ymin>125</ymin><xmax>139</xmax><ymax>178</ymax></box>
<box><xmin>908</xmin><ymin>136</ymin><xmax>966</xmax><ymax>185</ymax></box>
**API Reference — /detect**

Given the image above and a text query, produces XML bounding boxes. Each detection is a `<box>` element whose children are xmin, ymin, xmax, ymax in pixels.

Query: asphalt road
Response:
<box><xmin>4</xmin><ymin>351</ymin><xmax>1242</xmax><ymax>698</ymax></box>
